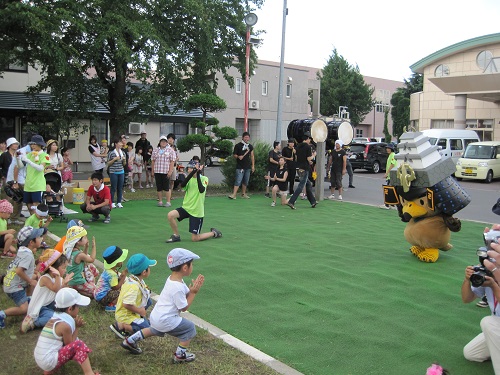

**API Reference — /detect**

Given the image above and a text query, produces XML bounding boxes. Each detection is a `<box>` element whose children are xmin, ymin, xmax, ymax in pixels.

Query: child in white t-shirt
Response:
<box><xmin>120</xmin><ymin>248</ymin><xmax>204</xmax><ymax>363</ymax></box>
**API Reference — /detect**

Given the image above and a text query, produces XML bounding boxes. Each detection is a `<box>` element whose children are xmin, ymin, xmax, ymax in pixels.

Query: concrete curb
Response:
<box><xmin>46</xmin><ymin>231</ymin><xmax>303</xmax><ymax>375</ymax></box>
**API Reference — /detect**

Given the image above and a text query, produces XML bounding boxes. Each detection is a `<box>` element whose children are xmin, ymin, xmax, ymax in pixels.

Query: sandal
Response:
<box><xmin>1</xmin><ymin>251</ymin><xmax>15</xmax><ymax>258</ymax></box>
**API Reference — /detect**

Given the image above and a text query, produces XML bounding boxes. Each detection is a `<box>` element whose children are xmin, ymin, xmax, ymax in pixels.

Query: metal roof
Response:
<box><xmin>0</xmin><ymin>91</ymin><xmax>205</xmax><ymax>121</ymax></box>
<box><xmin>410</xmin><ymin>33</ymin><xmax>500</xmax><ymax>74</ymax></box>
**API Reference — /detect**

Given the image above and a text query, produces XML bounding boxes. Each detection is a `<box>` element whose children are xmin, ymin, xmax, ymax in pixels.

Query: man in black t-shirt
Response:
<box><xmin>282</xmin><ymin>139</ymin><xmax>296</xmax><ymax>195</ymax></box>
<box><xmin>228</xmin><ymin>132</ymin><xmax>255</xmax><ymax>199</ymax></box>
<box><xmin>286</xmin><ymin>132</ymin><xmax>317</xmax><ymax>209</ymax></box>
<box><xmin>327</xmin><ymin>140</ymin><xmax>347</xmax><ymax>200</ymax></box>
<box><xmin>265</xmin><ymin>141</ymin><xmax>281</xmax><ymax>198</ymax></box>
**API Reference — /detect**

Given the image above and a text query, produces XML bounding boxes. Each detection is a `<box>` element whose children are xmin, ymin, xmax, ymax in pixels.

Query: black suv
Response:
<box><xmin>348</xmin><ymin>142</ymin><xmax>389</xmax><ymax>173</ymax></box>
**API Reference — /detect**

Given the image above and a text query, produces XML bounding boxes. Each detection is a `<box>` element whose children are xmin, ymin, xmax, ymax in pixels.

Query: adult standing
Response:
<box><xmin>107</xmin><ymin>137</ymin><xmax>126</xmax><ymax>209</ymax></box>
<box><xmin>265</xmin><ymin>141</ymin><xmax>281</xmax><ymax>198</ymax></box>
<box><xmin>327</xmin><ymin>140</ymin><xmax>347</xmax><ymax>201</ymax></box>
<box><xmin>10</xmin><ymin>139</ymin><xmax>32</xmax><ymax>222</ymax></box>
<box><xmin>22</xmin><ymin>135</ymin><xmax>50</xmax><ymax>214</ymax></box>
<box><xmin>88</xmin><ymin>135</ymin><xmax>106</xmax><ymax>174</ymax></box>
<box><xmin>151</xmin><ymin>135</ymin><xmax>175</xmax><ymax>207</ymax></box>
<box><xmin>167</xmin><ymin>134</ymin><xmax>179</xmax><ymax>192</ymax></box>
<box><xmin>0</xmin><ymin>137</ymin><xmax>17</xmax><ymax>197</ymax></box>
<box><xmin>45</xmin><ymin>139</ymin><xmax>63</xmax><ymax>175</ymax></box>
<box><xmin>282</xmin><ymin>138</ymin><xmax>296</xmax><ymax>195</ymax></box>
<box><xmin>286</xmin><ymin>132</ymin><xmax>317</xmax><ymax>209</ymax></box>
<box><xmin>135</xmin><ymin>131</ymin><xmax>151</xmax><ymax>188</ymax></box>
<box><xmin>228</xmin><ymin>132</ymin><xmax>254</xmax><ymax>200</ymax></box>
<box><xmin>344</xmin><ymin>145</ymin><xmax>355</xmax><ymax>189</ymax></box>
<box><xmin>379</xmin><ymin>143</ymin><xmax>397</xmax><ymax>210</ymax></box>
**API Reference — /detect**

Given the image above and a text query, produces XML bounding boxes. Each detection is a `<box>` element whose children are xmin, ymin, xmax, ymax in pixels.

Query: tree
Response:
<box><xmin>318</xmin><ymin>49</ymin><xmax>374</xmax><ymax>125</ymax></box>
<box><xmin>177</xmin><ymin>93</ymin><xmax>237</xmax><ymax>167</ymax></box>
<box><xmin>0</xmin><ymin>0</ymin><xmax>263</xmax><ymax>139</ymax></box>
<box><xmin>383</xmin><ymin>108</ymin><xmax>391</xmax><ymax>143</ymax></box>
<box><xmin>390</xmin><ymin>73</ymin><xmax>423</xmax><ymax>140</ymax></box>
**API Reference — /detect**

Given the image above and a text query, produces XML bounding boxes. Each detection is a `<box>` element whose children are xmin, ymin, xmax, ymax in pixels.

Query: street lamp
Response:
<box><xmin>243</xmin><ymin>13</ymin><xmax>258</xmax><ymax>133</ymax></box>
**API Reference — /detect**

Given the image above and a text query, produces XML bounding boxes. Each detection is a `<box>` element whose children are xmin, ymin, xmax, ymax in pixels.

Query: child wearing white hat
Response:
<box><xmin>33</xmin><ymin>288</ymin><xmax>100</xmax><ymax>375</ymax></box>
<box><xmin>120</xmin><ymin>248</ymin><xmax>204</xmax><ymax>363</ymax></box>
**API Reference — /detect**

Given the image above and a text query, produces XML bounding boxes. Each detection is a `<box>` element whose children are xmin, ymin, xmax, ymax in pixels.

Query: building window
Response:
<box><xmin>4</xmin><ymin>62</ymin><xmax>28</xmax><ymax>72</ymax></box>
<box><xmin>430</xmin><ymin>120</ymin><xmax>454</xmax><ymax>129</ymax></box>
<box><xmin>286</xmin><ymin>84</ymin><xmax>292</xmax><ymax>98</ymax></box>
<box><xmin>160</xmin><ymin>122</ymin><xmax>189</xmax><ymax>141</ymax></box>
<box><xmin>434</xmin><ymin>64</ymin><xmax>450</xmax><ymax>77</ymax></box>
<box><xmin>477</xmin><ymin>50</ymin><xmax>493</xmax><ymax>71</ymax></box>
<box><xmin>236</xmin><ymin>78</ymin><xmax>242</xmax><ymax>94</ymax></box>
<box><xmin>355</xmin><ymin>129</ymin><xmax>363</xmax><ymax>137</ymax></box>
<box><xmin>261</xmin><ymin>80</ymin><xmax>268</xmax><ymax>96</ymax></box>
<box><xmin>90</xmin><ymin>119</ymin><xmax>108</xmax><ymax>147</ymax></box>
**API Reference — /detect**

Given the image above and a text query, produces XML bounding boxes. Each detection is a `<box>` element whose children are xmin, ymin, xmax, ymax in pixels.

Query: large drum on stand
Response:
<box><xmin>287</xmin><ymin>118</ymin><xmax>353</xmax><ymax>147</ymax></box>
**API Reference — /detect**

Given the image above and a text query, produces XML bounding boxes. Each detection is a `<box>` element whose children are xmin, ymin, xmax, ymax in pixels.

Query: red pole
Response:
<box><xmin>244</xmin><ymin>26</ymin><xmax>250</xmax><ymax>133</ymax></box>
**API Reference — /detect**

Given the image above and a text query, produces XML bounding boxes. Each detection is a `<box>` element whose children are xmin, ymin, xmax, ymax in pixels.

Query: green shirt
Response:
<box><xmin>0</xmin><ymin>218</ymin><xmax>6</xmax><ymax>232</ymax></box>
<box><xmin>386</xmin><ymin>152</ymin><xmax>397</xmax><ymax>181</ymax></box>
<box><xmin>25</xmin><ymin>214</ymin><xmax>46</xmax><ymax>228</ymax></box>
<box><xmin>182</xmin><ymin>174</ymin><xmax>208</xmax><ymax>218</ymax></box>
<box><xmin>25</xmin><ymin>151</ymin><xmax>50</xmax><ymax>192</ymax></box>
<box><xmin>67</xmin><ymin>250</ymin><xmax>85</xmax><ymax>286</ymax></box>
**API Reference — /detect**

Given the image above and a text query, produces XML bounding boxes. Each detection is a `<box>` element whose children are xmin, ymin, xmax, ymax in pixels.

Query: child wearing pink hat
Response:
<box><xmin>0</xmin><ymin>199</ymin><xmax>16</xmax><ymax>258</ymax></box>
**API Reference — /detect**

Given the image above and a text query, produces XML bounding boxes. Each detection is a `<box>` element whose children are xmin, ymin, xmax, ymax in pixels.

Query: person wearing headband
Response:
<box><xmin>24</xmin><ymin>203</ymin><xmax>52</xmax><ymax>249</ymax></box>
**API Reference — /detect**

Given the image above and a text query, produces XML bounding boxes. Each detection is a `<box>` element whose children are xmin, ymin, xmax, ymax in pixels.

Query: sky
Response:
<box><xmin>253</xmin><ymin>0</ymin><xmax>500</xmax><ymax>82</ymax></box>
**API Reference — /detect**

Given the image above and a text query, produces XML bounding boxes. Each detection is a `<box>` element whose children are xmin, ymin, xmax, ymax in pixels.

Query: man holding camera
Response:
<box><xmin>462</xmin><ymin>225</ymin><xmax>500</xmax><ymax>374</ymax></box>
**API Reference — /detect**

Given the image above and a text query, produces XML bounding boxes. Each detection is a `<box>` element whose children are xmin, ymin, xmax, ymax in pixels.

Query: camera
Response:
<box><xmin>3</xmin><ymin>182</ymin><xmax>23</xmax><ymax>203</ymax></box>
<box><xmin>484</xmin><ymin>230</ymin><xmax>500</xmax><ymax>249</ymax></box>
<box><xmin>470</xmin><ymin>246</ymin><xmax>494</xmax><ymax>287</ymax></box>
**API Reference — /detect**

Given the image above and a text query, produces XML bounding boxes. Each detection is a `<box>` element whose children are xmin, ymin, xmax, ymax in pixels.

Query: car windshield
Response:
<box><xmin>350</xmin><ymin>145</ymin><xmax>366</xmax><ymax>153</ymax></box>
<box><xmin>463</xmin><ymin>145</ymin><xmax>496</xmax><ymax>159</ymax></box>
<box><xmin>428</xmin><ymin>137</ymin><xmax>437</xmax><ymax>145</ymax></box>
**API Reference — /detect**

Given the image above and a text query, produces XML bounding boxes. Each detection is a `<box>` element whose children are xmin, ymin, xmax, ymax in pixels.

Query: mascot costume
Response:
<box><xmin>383</xmin><ymin>130</ymin><xmax>471</xmax><ymax>263</ymax></box>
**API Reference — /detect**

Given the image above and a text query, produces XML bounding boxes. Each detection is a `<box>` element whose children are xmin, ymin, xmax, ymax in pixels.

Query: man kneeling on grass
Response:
<box><xmin>121</xmin><ymin>248</ymin><xmax>204</xmax><ymax>363</ymax></box>
<box><xmin>165</xmin><ymin>159</ymin><xmax>221</xmax><ymax>243</ymax></box>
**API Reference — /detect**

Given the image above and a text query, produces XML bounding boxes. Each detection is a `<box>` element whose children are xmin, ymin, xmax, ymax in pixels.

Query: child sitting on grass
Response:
<box><xmin>110</xmin><ymin>253</ymin><xmax>155</xmax><ymax>339</ymax></box>
<box><xmin>64</xmin><ymin>226</ymin><xmax>99</xmax><ymax>299</ymax></box>
<box><xmin>0</xmin><ymin>199</ymin><xmax>17</xmax><ymax>258</ymax></box>
<box><xmin>21</xmin><ymin>249</ymin><xmax>73</xmax><ymax>333</ymax></box>
<box><xmin>33</xmin><ymin>288</ymin><xmax>100</xmax><ymax>375</ymax></box>
<box><xmin>24</xmin><ymin>203</ymin><xmax>52</xmax><ymax>249</ymax></box>
<box><xmin>94</xmin><ymin>245</ymin><xmax>128</xmax><ymax>312</ymax></box>
<box><xmin>120</xmin><ymin>248</ymin><xmax>204</xmax><ymax>364</ymax></box>
<box><xmin>0</xmin><ymin>226</ymin><xmax>45</xmax><ymax>328</ymax></box>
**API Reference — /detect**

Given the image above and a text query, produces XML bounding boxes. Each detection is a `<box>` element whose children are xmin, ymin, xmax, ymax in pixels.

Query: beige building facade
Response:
<box><xmin>410</xmin><ymin>33</ymin><xmax>500</xmax><ymax>141</ymax></box>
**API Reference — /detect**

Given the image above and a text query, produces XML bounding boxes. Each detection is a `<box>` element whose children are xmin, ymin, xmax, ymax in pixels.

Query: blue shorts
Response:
<box><xmin>7</xmin><ymin>289</ymin><xmax>29</xmax><ymax>306</ymax></box>
<box><xmin>23</xmin><ymin>191</ymin><xmax>43</xmax><ymax>204</ymax></box>
<box><xmin>131</xmin><ymin>317</ymin><xmax>150</xmax><ymax>332</ymax></box>
<box><xmin>150</xmin><ymin>318</ymin><xmax>197</xmax><ymax>341</ymax></box>
<box><xmin>176</xmin><ymin>207</ymin><xmax>203</xmax><ymax>235</ymax></box>
<box><xmin>234</xmin><ymin>168</ymin><xmax>251</xmax><ymax>187</ymax></box>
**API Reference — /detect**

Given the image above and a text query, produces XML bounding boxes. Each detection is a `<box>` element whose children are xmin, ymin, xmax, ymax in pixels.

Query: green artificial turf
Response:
<box><xmin>48</xmin><ymin>197</ymin><xmax>496</xmax><ymax>375</ymax></box>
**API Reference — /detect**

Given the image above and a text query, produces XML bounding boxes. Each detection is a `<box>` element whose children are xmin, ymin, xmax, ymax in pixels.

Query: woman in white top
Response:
<box><xmin>45</xmin><ymin>140</ymin><xmax>63</xmax><ymax>175</ymax></box>
<box><xmin>88</xmin><ymin>135</ymin><xmax>107</xmax><ymax>173</ymax></box>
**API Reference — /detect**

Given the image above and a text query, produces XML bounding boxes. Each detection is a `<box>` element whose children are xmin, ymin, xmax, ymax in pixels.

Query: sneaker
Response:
<box><xmin>228</xmin><ymin>195</ymin><xmax>236</xmax><ymax>200</ymax></box>
<box><xmin>110</xmin><ymin>323</ymin><xmax>128</xmax><ymax>340</ymax></box>
<box><xmin>349</xmin><ymin>185</ymin><xmax>355</xmax><ymax>188</ymax></box>
<box><xmin>105</xmin><ymin>305</ymin><xmax>116</xmax><ymax>312</ymax></box>
<box><xmin>264</xmin><ymin>193</ymin><xmax>270</xmax><ymax>198</ymax></box>
<box><xmin>117</xmin><ymin>203</ymin><xmax>124</xmax><ymax>208</ymax></box>
<box><xmin>211</xmin><ymin>228</ymin><xmax>222</xmax><ymax>238</ymax></box>
<box><xmin>112</xmin><ymin>203</ymin><xmax>117</xmax><ymax>208</ymax></box>
<box><xmin>241</xmin><ymin>194</ymin><xmax>250</xmax><ymax>199</ymax></box>
<box><xmin>173</xmin><ymin>351</ymin><xmax>196</xmax><ymax>363</ymax></box>
<box><xmin>338</xmin><ymin>195</ymin><xmax>343</xmax><ymax>201</ymax></box>
<box><xmin>378</xmin><ymin>204</ymin><xmax>390</xmax><ymax>210</ymax></box>
<box><xmin>311</xmin><ymin>202</ymin><xmax>317</xmax><ymax>208</ymax></box>
<box><xmin>477</xmin><ymin>300</ymin><xmax>489</xmax><ymax>308</ymax></box>
<box><xmin>130</xmin><ymin>188</ymin><xmax>136</xmax><ymax>193</ymax></box>
<box><xmin>88</xmin><ymin>215</ymin><xmax>99</xmax><ymax>222</ymax></box>
<box><xmin>166</xmin><ymin>234</ymin><xmax>181</xmax><ymax>243</ymax></box>
<box><xmin>164</xmin><ymin>202</ymin><xmax>171</xmax><ymax>207</ymax></box>
<box><xmin>286</xmin><ymin>202</ymin><xmax>296</xmax><ymax>210</ymax></box>
<box><xmin>271</xmin><ymin>201</ymin><xmax>276</xmax><ymax>207</ymax></box>
<box><xmin>121</xmin><ymin>338</ymin><xmax>142</xmax><ymax>354</ymax></box>
<box><xmin>20</xmin><ymin>315</ymin><xmax>34</xmax><ymax>333</ymax></box>
<box><xmin>103</xmin><ymin>216</ymin><xmax>111</xmax><ymax>224</ymax></box>
<box><xmin>328</xmin><ymin>194</ymin><xmax>335</xmax><ymax>200</ymax></box>
<box><xmin>157</xmin><ymin>202</ymin><xmax>164</xmax><ymax>207</ymax></box>
<box><xmin>300</xmin><ymin>193</ymin><xmax>307</xmax><ymax>200</ymax></box>
<box><xmin>0</xmin><ymin>313</ymin><xmax>5</xmax><ymax>329</ymax></box>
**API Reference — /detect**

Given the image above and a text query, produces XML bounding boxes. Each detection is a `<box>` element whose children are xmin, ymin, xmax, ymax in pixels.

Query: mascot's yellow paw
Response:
<box><xmin>416</xmin><ymin>248</ymin><xmax>439</xmax><ymax>263</ymax></box>
<box><xmin>410</xmin><ymin>246</ymin><xmax>425</xmax><ymax>256</ymax></box>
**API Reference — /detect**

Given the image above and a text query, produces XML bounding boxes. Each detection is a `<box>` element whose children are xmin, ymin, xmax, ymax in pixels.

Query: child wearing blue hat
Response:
<box><xmin>120</xmin><ymin>248</ymin><xmax>204</xmax><ymax>363</ymax></box>
<box><xmin>110</xmin><ymin>253</ymin><xmax>155</xmax><ymax>339</ymax></box>
<box><xmin>94</xmin><ymin>245</ymin><xmax>129</xmax><ymax>312</ymax></box>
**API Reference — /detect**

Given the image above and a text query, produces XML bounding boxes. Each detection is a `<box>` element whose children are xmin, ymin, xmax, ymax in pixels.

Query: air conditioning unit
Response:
<box><xmin>249</xmin><ymin>100</ymin><xmax>260</xmax><ymax>110</ymax></box>
<box><xmin>128</xmin><ymin>122</ymin><xmax>145</xmax><ymax>134</ymax></box>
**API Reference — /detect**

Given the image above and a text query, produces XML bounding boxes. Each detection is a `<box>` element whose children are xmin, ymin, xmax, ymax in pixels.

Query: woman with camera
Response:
<box><xmin>461</xmin><ymin>225</ymin><xmax>500</xmax><ymax>374</ymax></box>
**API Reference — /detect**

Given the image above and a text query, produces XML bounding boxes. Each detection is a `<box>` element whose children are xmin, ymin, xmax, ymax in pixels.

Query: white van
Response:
<box><xmin>421</xmin><ymin>129</ymin><xmax>480</xmax><ymax>164</ymax></box>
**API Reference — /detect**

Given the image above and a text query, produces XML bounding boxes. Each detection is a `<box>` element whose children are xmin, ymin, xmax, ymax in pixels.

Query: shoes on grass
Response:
<box><xmin>477</xmin><ymin>300</ymin><xmax>489</xmax><ymax>308</ymax></box>
<box><xmin>228</xmin><ymin>195</ymin><xmax>236</xmax><ymax>200</ymax></box>
<box><xmin>20</xmin><ymin>315</ymin><xmax>34</xmax><ymax>333</ymax></box>
<box><xmin>211</xmin><ymin>228</ymin><xmax>222</xmax><ymax>238</ymax></box>
<box><xmin>105</xmin><ymin>304</ymin><xmax>116</xmax><ymax>312</ymax></box>
<box><xmin>112</xmin><ymin>203</ymin><xmax>116</xmax><ymax>208</ymax></box>
<box><xmin>271</xmin><ymin>201</ymin><xmax>276</xmax><ymax>207</ymax></box>
<box><xmin>88</xmin><ymin>215</ymin><xmax>99</xmax><ymax>222</ymax></box>
<box><xmin>338</xmin><ymin>195</ymin><xmax>342</xmax><ymax>201</ymax></box>
<box><xmin>164</xmin><ymin>202</ymin><xmax>171</xmax><ymax>207</ymax></box>
<box><xmin>121</xmin><ymin>338</ymin><xmax>142</xmax><ymax>354</ymax></box>
<box><xmin>117</xmin><ymin>203</ymin><xmax>124</xmax><ymax>208</ymax></box>
<box><xmin>379</xmin><ymin>205</ymin><xmax>390</xmax><ymax>210</ymax></box>
<box><xmin>328</xmin><ymin>194</ymin><xmax>335</xmax><ymax>200</ymax></box>
<box><xmin>242</xmin><ymin>194</ymin><xmax>250</xmax><ymax>199</ymax></box>
<box><xmin>173</xmin><ymin>351</ymin><xmax>196</xmax><ymax>363</ymax></box>
<box><xmin>110</xmin><ymin>323</ymin><xmax>128</xmax><ymax>340</ymax></box>
<box><xmin>166</xmin><ymin>234</ymin><xmax>181</xmax><ymax>243</ymax></box>
<box><xmin>103</xmin><ymin>216</ymin><xmax>111</xmax><ymax>224</ymax></box>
